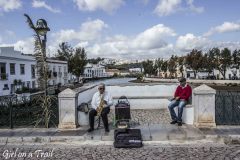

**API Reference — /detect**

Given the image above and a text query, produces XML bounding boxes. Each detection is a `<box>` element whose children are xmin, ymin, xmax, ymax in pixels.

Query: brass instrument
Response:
<box><xmin>96</xmin><ymin>94</ymin><xmax>105</xmax><ymax>117</ymax></box>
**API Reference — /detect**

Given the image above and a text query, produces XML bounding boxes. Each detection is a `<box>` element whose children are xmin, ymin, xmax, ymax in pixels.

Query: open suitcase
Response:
<box><xmin>114</xmin><ymin>128</ymin><xmax>143</xmax><ymax>148</ymax></box>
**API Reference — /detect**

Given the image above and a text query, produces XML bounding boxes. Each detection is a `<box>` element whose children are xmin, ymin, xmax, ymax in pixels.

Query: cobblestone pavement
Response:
<box><xmin>109</xmin><ymin>109</ymin><xmax>171</xmax><ymax>125</ymax></box>
<box><xmin>0</xmin><ymin>143</ymin><xmax>239</xmax><ymax>160</ymax></box>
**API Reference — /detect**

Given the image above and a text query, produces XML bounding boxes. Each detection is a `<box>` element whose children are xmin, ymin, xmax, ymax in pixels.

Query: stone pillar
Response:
<box><xmin>193</xmin><ymin>84</ymin><xmax>216</xmax><ymax>127</ymax></box>
<box><xmin>58</xmin><ymin>88</ymin><xmax>78</xmax><ymax>129</ymax></box>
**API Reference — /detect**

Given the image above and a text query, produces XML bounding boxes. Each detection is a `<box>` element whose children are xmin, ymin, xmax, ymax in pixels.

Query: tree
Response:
<box><xmin>55</xmin><ymin>42</ymin><xmax>74</xmax><ymax>73</ymax></box>
<box><xmin>177</xmin><ymin>56</ymin><xmax>185</xmax><ymax>77</ymax></box>
<box><xmin>71</xmin><ymin>47</ymin><xmax>87</xmax><ymax>81</ymax></box>
<box><xmin>217</xmin><ymin>48</ymin><xmax>232</xmax><ymax>79</ymax></box>
<box><xmin>161</xmin><ymin>60</ymin><xmax>168</xmax><ymax>78</ymax></box>
<box><xmin>154</xmin><ymin>58</ymin><xmax>164</xmax><ymax>76</ymax></box>
<box><xmin>203</xmin><ymin>49</ymin><xmax>217</xmax><ymax>77</ymax></box>
<box><xmin>232</xmin><ymin>49</ymin><xmax>240</xmax><ymax>68</ymax></box>
<box><xmin>142</xmin><ymin>60</ymin><xmax>155</xmax><ymax>76</ymax></box>
<box><xmin>185</xmin><ymin>49</ymin><xmax>204</xmax><ymax>78</ymax></box>
<box><xmin>168</xmin><ymin>55</ymin><xmax>178</xmax><ymax>78</ymax></box>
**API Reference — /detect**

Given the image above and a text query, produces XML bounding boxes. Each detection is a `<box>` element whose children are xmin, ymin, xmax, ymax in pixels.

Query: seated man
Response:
<box><xmin>88</xmin><ymin>83</ymin><xmax>113</xmax><ymax>132</ymax></box>
<box><xmin>168</xmin><ymin>77</ymin><xmax>192</xmax><ymax>126</ymax></box>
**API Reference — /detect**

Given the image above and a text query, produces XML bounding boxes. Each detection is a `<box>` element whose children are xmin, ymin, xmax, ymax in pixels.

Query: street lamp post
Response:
<box><xmin>24</xmin><ymin>14</ymin><xmax>50</xmax><ymax>95</ymax></box>
<box><xmin>35</xmin><ymin>19</ymin><xmax>50</xmax><ymax>95</ymax></box>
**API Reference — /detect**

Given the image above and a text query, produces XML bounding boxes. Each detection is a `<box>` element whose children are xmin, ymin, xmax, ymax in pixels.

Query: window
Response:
<box><xmin>31</xmin><ymin>65</ymin><xmax>35</xmax><ymax>78</ymax></box>
<box><xmin>27</xmin><ymin>81</ymin><xmax>30</xmax><ymax>88</ymax></box>
<box><xmin>10</xmin><ymin>63</ymin><xmax>15</xmax><ymax>75</ymax></box>
<box><xmin>20</xmin><ymin>64</ymin><xmax>25</xmax><ymax>75</ymax></box>
<box><xmin>3</xmin><ymin>84</ymin><xmax>9</xmax><ymax>90</ymax></box>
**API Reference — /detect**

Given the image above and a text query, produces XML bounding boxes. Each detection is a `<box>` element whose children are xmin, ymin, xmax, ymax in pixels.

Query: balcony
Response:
<box><xmin>0</xmin><ymin>73</ymin><xmax>8</xmax><ymax>80</ymax></box>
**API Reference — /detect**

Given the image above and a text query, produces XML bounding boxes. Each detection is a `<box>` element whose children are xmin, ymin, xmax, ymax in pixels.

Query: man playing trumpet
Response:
<box><xmin>88</xmin><ymin>83</ymin><xmax>113</xmax><ymax>133</ymax></box>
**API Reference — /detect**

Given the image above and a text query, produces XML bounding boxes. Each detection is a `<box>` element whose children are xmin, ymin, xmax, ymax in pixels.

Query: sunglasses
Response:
<box><xmin>99</xmin><ymin>88</ymin><xmax>105</xmax><ymax>90</ymax></box>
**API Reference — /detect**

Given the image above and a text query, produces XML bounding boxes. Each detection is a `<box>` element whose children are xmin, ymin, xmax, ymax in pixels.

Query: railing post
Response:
<box><xmin>193</xmin><ymin>84</ymin><xmax>216</xmax><ymax>128</ymax></box>
<box><xmin>58</xmin><ymin>88</ymin><xmax>78</xmax><ymax>129</ymax></box>
<box><xmin>9</xmin><ymin>96</ymin><xmax>13</xmax><ymax>129</ymax></box>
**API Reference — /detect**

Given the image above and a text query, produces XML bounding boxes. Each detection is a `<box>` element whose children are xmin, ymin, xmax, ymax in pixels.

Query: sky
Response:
<box><xmin>0</xmin><ymin>0</ymin><xmax>240</xmax><ymax>60</ymax></box>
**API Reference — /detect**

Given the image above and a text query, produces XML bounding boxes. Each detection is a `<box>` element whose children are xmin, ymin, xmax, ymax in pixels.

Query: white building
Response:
<box><xmin>0</xmin><ymin>47</ymin><xmax>36</xmax><ymax>96</ymax></box>
<box><xmin>99</xmin><ymin>58</ymin><xmax>117</xmax><ymax>66</ymax></box>
<box><xmin>83</xmin><ymin>63</ymin><xmax>108</xmax><ymax>79</ymax></box>
<box><xmin>0</xmin><ymin>47</ymin><xmax>68</xmax><ymax>96</ymax></box>
<box><xmin>47</xmin><ymin>58</ymin><xmax>68</xmax><ymax>86</ymax></box>
<box><xmin>129</xmin><ymin>68</ymin><xmax>143</xmax><ymax>73</ymax></box>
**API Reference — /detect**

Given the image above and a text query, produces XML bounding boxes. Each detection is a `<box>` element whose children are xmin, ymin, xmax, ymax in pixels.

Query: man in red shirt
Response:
<box><xmin>168</xmin><ymin>77</ymin><xmax>192</xmax><ymax>126</ymax></box>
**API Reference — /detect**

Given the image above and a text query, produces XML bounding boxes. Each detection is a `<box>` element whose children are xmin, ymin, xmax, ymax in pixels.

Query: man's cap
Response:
<box><xmin>179</xmin><ymin>77</ymin><xmax>186</xmax><ymax>82</ymax></box>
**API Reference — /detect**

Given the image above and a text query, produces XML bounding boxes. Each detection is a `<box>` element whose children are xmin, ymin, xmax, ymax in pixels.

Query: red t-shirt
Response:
<box><xmin>174</xmin><ymin>84</ymin><xmax>192</xmax><ymax>101</ymax></box>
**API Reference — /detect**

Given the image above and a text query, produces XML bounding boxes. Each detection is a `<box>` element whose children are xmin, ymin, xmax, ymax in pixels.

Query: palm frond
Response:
<box><xmin>24</xmin><ymin>13</ymin><xmax>35</xmax><ymax>30</ymax></box>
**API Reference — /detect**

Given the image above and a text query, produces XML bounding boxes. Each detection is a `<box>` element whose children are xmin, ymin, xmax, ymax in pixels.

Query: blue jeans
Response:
<box><xmin>168</xmin><ymin>100</ymin><xmax>187</xmax><ymax>122</ymax></box>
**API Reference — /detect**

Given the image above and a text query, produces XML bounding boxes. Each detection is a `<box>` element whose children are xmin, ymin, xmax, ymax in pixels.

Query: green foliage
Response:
<box><xmin>55</xmin><ymin>42</ymin><xmax>74</xmax><ymax>73</ymax></box>
<box><xmin>142</xmin><ymin>60</ymin><xmax>156</xmax><ymax>76</ymax></box>
<box><xmin>185</xmin><ymin>49</ymin><xmax>204</xmax><ymax>78</ymax></box>
<box><xmin>168</xmin><ymin>55</ymin><xmax>178</xmax><ymax>78</ymax></box>
<box><xmin>71</xmin><ymin>47</ymin><xmax>87</xmax><ymax>80</ymax></box>
<box><xmin>88</xmin><ymin>57</ymin><xmax>103</xmax><ymax>64</ymax></box>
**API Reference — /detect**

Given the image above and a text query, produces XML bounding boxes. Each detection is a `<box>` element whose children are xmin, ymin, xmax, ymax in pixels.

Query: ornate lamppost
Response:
<box><xmin>24</xmin><ymin>14</ymin><xmax>50</xmax><ymax>95</ymax></box>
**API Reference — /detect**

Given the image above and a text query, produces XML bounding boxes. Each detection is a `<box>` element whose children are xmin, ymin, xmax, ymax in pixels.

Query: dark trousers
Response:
<box><xmin>89</xmin><ymin>107</ymin><xmax>110</xmax><ymax>130</ymax></box>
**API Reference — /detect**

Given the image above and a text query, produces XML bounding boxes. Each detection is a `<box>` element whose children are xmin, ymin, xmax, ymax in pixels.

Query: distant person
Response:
<box><xmin>87</xmin><ymin>83</ymin><xmax>113</xmax><ymax>133</ymax></box>
<box><xmin>168</xmin><ymin>77</ymin><xmax>192</xmax><ymax>126</ymax></box>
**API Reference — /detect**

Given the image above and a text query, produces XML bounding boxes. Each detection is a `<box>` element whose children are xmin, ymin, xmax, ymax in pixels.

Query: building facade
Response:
<box><xmin>83</xmin><ymin>63</ymin><xmax>108</xmax><ymax>79</ymax></box>
<box><xmin>47</xmin><ymin>59</ymin><xmax>68</xmax><ymax>86</ymax></box>
<box><xmin>0</xmin><ymin>47</ymin><xmax>36</xmax><ymax>96</ymax></box>
<box><xmin>0</xmin><ymin>47</ymin><xmax>68</xmax><ymax>96</ymax></box>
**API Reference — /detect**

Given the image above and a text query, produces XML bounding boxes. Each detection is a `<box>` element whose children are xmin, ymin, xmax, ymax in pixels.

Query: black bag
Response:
<box><xmin>114</xmin><ymin>129</ymin><xmax>143</xmax><ymax>148</ymax></box>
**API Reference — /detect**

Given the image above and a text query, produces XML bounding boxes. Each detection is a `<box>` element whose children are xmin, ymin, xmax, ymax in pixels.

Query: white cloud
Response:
<box><xmin>186</xmin><ymin>0</ymin><xmax>204</xmax><ymax>13</ymax></box>
<box><xmin>14</xmin><ymin>37</ymin><xmax>35</xmax><ymax>54</ymax></box>
<box><xmin>176</xmin><ymin>33</ymin><xmax>209</xmax><ymax>52</ymax></box>
<box><xmin>0</xmin><ymin>37</ymin><xmax>35</xmax><ymax>54</ymax></box>
<box><xmin>86</xmin><ymin>24</ymin><xmax>176</xmax><ymax>59</ymax></box>
<box><xmin>73</xmin><ymin>0</ymin><xmax>124</xmax><ymax>13</ymax></box>
<box><xmin>75</xmin><ymin>41</ymin><xmax>89</xmax><ymax>48</ymax></box>
<box><xmin>51</xmin><ymin>19</ymin><xmax>108</xmax><ymax>44</ymax></box>
<box><xmin>32</xmin><ymin>0</ymin><xmax>61</xmax><ymax>13</ymax></box>
<box><xmin>0</xmin><ymin>0</ymin><xmax>22</xmax><ymax>12</ymax></box>
<box><xmin>154</xmin><ymin>0</ymin><xmax>181</xmax><ymax>16</ymax></box>
<box><xmin>132</xmin><ymin>24</ymin><xmax>176</xmax><ymax>49</ymax></box>
<box><xmin>154</xmin><ymin>0</ymin><xmax>204</xmax><ymax>16</ymax></box>
<box><xmin>204</xmin><ymin>22</ymin><xmax>240</xmax><ymax>37</ymax></box>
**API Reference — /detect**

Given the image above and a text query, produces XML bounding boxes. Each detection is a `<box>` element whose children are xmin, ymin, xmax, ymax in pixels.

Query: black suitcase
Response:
<box><xmin>114</xmin><ymin>129</ymin><xmax>143</xmax><ymax>148</ymax></box>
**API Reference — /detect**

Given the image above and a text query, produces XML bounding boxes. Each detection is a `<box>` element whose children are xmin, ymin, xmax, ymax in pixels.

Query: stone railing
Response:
<box><xmin>58</xmin><ymin>84</ymin><xmax>216</xmax><ymax>129</ymax></box>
